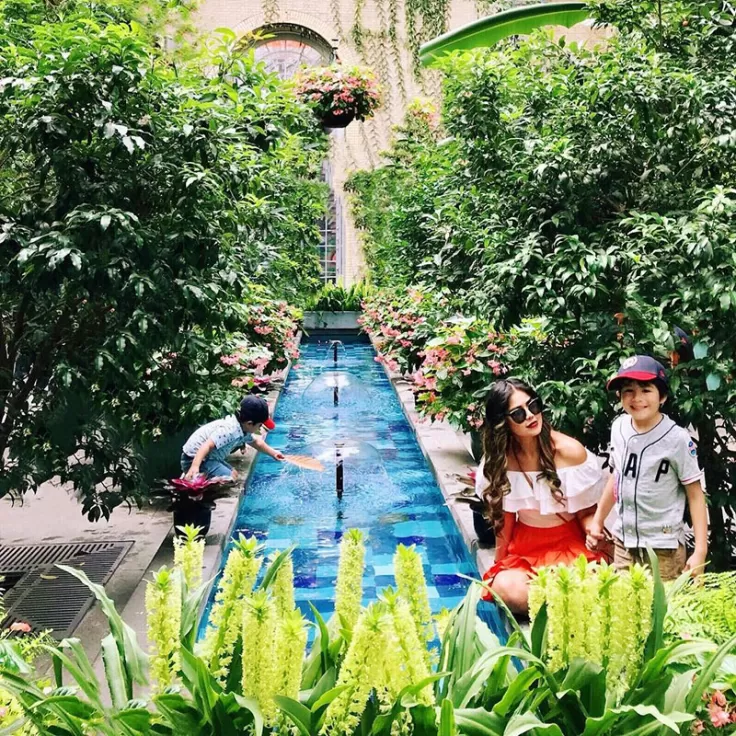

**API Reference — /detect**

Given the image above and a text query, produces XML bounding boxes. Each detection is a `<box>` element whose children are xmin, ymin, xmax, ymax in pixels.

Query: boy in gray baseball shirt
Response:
<box><xmin>586</xmin><ymin>355</ymin><xmax>708</xmax><ymax>579</ymax></box>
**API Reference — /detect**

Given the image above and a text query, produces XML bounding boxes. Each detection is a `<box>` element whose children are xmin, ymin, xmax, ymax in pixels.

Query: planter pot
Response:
<box><xmin>472</xmin><ymin>505</ymin><xmax>496</xmax><ymax>546</ymax></box>
<box><xmin>172</xmin><ymin>498</ymin><xmax>213</xmax><ymax>538</ymax></box>
<box><xmin>303</xmin><ymin>311</ymin><xmax>361</xmax><ymax>331</ymax></box>
<box><xmin>321</xmin><ymin>110</ymin><xmax>355</xmax><ymax>129</ymax></box>
<box><xmin>469</xmin><ymin>430</ymin><xmax>484</xmax><ymax>463</ymax></box>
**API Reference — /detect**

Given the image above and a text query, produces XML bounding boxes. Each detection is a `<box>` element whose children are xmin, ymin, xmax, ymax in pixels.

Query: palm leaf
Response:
<box><xmin>419</xmin><ymin>2</ymin><xmax>590</xmax><ymax>66</ymax></box>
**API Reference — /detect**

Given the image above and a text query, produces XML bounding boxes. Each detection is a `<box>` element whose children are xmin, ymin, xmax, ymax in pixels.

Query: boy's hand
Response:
<box><xmin>184</xmin><ymin>467</ymin><xmax>200</xmax><ymax>481</ymax></box>
<box><xmin>585</xmin><ymin>519</ymin><xmax>606</xmax><ymax>551</ymax></box>
<box><xmin>684</xmin><ymin>549</ymin><xmax>707</xmax><ymax>577</ymax></box>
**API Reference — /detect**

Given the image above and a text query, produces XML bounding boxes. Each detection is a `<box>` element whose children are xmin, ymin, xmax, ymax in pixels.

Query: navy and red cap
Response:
<box><xmin>238</xmin><ymin>395</ymin><xmax>276</xmax><ymax>430</ymax></box>
<box><xmin>607</xmin><ymin>355</ymin><xmax>668</xmax><ymax>391</ymax></box>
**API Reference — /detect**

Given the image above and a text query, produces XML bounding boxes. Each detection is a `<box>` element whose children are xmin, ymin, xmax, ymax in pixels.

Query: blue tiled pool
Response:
<box><xmin>200</xmin><ymin>337</ymin><xmax>504</xmax><ymax>638</ymax></box>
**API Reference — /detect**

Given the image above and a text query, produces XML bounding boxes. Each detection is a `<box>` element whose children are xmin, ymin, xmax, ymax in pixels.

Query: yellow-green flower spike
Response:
<box><xmin>333</xmin><ymin>528</ymin><xmax>366</xmax><ymax>633</ymax></box>
<box><xmin>145</xmin><ymin>566</ymin><xmax>182</xmax><ymax>690</ymax></box>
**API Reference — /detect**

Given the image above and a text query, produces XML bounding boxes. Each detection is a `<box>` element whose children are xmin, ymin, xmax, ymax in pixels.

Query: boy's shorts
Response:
<box><xmin>612</xmin><ymin>537</ymin><xmax>686</xmax><ymax>581</ymax></box>
<box><xmin>180</xmin><ymin>453</ymin><xmax>234</xmax><ymax>480</ymax></box>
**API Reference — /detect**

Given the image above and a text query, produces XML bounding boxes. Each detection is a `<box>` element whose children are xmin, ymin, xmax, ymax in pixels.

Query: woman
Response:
<box><xmin>475</xmin><ymin>378</ymin><xmax>607</xmax><ymax>613</ymax></box>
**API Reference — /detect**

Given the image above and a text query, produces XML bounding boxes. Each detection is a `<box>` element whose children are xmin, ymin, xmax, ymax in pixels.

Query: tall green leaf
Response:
<box><xmin>419</xmin><ymin>2</ymin><xmax>589</xmax><ymax>65</ymax></box>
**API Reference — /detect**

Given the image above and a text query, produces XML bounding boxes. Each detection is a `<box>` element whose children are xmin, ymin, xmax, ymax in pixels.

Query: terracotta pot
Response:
<box><xmin>321</xmin><ymin>109</ymin><xmax>356</xmax><ymax>129</ymax></box>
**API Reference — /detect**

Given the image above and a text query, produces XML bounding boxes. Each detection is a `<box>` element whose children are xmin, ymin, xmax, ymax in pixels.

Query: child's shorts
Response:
<box><xmin>612</xmin><ymin>537</ymin><xmax>686</xmax><ymax>581</ymax></box>
<box><xmin>180</xmin><ymin>453</ymin><xmax>234</xmax><ymax>480</ymax></box>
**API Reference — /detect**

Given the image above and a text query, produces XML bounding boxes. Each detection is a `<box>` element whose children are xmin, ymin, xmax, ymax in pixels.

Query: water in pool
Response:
<box><xmin>200</xmin><ymin>337</ymin><xmax>504</xmax><ymax>638</ymax></box>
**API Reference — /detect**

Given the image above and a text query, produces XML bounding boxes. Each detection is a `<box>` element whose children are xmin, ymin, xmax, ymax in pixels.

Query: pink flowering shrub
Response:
<box><xmin>362</xmin><ymin>289</ymin><xmax>515</xmax><ymax>431</ymax></box>
<box><xmin>294</xmin><ymin>65</ymin><xmax>382</xmax><ymax>122</ymax></box>
<box><xmin>217</xmin><ymin>300</ymin><xmax>301</xmax><ymax>392</ymax></box>
<box><xmin>692</xmin><ymin>688</ymin><xmax>736</xmax><ymax>733</ymax></box>
<box><xmin>411</xmin><ymin>317</ymin><xmax>514</xmax><ymax>431</ymax></box>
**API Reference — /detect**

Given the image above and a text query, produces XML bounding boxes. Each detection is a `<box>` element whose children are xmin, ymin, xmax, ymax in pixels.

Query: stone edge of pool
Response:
<box><xmin>367</xmin><ymin>334</ymin><xmax>497</xmax><ymax>575</ymax></box>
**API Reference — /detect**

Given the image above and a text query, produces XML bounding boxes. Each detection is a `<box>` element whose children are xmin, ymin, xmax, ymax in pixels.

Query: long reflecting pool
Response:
<box><xmin>200</xmin><ymin>336</ymin><xmax>504</xmax><ymax>638</ymax></box>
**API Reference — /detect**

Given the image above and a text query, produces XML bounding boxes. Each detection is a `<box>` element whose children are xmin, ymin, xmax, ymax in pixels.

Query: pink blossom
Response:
<box><xmin>708</xmin><ymin>703</ymin><xmax>730</xmax><ymax>728</ymax></box>
<box><xmin>400</xmin><ymin>339</ymin><xmax>412</xmax><ymax>348</ymax></box>
<box><xmin>435</xmin><ymin>411</ymin><xmax>447</xmax><ymax>421</ymax></box>
<box><xmin>470</xmin><ymin>417</ymin><xmax>484</xmax><ymax>429</ymax></box>
<box><xmin>691</xmin><ymin>721</ymin><xmax>704</xmax><ymax>735</ymax></box>
<box><xmin>9</xmin><ymin>621</ymin><xmax>31</xmax><ymax>633</ymax></box>
<box><xmin>467</xmin><ymin>403</ymin><xmax>478</xmax><ymax>412</ymax></box>
<box><xmin>712</xmin><ymin>692</ymin><xmax>727</xmax><ymax>708</ymax></box>
<box><xmin>446</xmin><ymin>335</ymin><xmax>461</xmax><ymax>345</ymax></box>
<box><xmin>220</xmin><ymin>355</ymin><xmax>240</xmax><ymax>366</ymax></box>
<box><xmin>462</xmin><ymin>368</ymin><xmax>472</xmax><ymax>376</ymax></box>
<box><xmin>254</xmin><ymin>325</ymin><xmax>274</xmax><ymax>335</ymax></box>
<box><xmin>386</xmin><ymin>359</ymin><xmax>399</xmax><ymax>372</ymax></box>
<box><xmin>0</xmin><ymin>707</ymin><xmax>6</xmax><ymax>718</ymax></box>
<box><xmin>424</xmin><ymin>376</ymin><xmax>437</xmax><ymax>391</ymax></box>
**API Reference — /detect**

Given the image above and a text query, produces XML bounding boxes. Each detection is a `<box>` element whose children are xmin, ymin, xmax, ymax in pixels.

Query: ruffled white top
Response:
<box><xmin>475</xmin><ymin>450</ymin><xmax>608</xmax><ymax>528</ymax></box>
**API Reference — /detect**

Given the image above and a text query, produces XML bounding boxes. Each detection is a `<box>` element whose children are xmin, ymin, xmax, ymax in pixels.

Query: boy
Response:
<box><xmin>586</xmin><ymin>355</ymin><xmax>708</xmax><ymax>579</ymax></box>
<box><xmin>181</xmin><ymin>395</ymin><xmax>284</xmax><ymax>481</ymax></box>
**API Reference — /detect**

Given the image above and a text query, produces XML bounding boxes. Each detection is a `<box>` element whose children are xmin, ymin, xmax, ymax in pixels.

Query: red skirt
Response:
<box><xmin>481</xmin><ymin>518</ymin><xmax>605</xmax><ymax>600</ymax></box>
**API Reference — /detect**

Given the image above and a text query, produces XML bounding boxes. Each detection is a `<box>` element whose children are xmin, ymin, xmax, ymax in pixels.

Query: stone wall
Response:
<box><xmin>194</xmin><ymin>0</ymin><xmax>607</xmax><ymax>284</ymax></box>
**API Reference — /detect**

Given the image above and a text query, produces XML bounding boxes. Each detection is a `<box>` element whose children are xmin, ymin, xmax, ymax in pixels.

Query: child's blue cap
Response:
<box><xmin>607</xmin><ymin>355</ymin><xmax>668</xmax><ymax>391</ymax></box>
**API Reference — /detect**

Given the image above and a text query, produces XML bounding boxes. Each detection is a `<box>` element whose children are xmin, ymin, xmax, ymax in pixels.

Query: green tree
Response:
<box><xmin>0</xmin><ymin>0</ymin><xmax>326</xmax><ymax>517</ymax></box>
<box><xmin>352</xmin><ymin>0</ymin><xmax>736</xmax><ymax>563</ymax></box>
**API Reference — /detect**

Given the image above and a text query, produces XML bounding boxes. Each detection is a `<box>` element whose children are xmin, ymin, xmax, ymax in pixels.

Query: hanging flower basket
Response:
<box><xmin>295</xmin><ymin>65</ymin><xmax>382</xmax><ymax>130</ymax></box>
<box><xmin>320</xmin><ymin>109</ymin><xmax>356</xmax><ymax>129</ymax></box>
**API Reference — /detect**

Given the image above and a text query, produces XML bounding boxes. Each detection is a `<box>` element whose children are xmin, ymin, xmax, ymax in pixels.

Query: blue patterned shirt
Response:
<box><xmin>182</xmin><ymin>415</ymin><xmax>253</xmax><ymax>462</ymax></box>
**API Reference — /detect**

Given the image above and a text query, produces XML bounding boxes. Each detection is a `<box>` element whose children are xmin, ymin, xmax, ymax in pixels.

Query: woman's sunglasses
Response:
<box><xmin>505</xmin><ymin>397</ymin><xmax>543</xmax><ymax>425</ymax></box>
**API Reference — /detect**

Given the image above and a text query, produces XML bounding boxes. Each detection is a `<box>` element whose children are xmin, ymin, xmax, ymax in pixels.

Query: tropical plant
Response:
<box><xmin>1</xmin><ymin>534</ymin><xmax>736</xmax><ymax>734</ymax></box>
<box><xmin>418</xmin><ymin>2</ymin><xmax>590</xmax><ymax>65</ymax></box>
<box><xmin>349</xmin><ymin>0</ymin><xmax>736</xmax><ymax>564</ymax></box>
<box><xmin>294</xmin><ymin>66</ymin><xmax>382</xmax><ymax>124</ymax></box>
<box><xmin>666</xmin><ymin>572</ymin><xmax>736</xmax><ymax>650</ymax></box>
<box><xmin>306</xmin><ymin>282</ymin><xmax>373</xmax><ymax>313</ymax></box>
<box><xmin>0</xmin><ymin>0</ymin><xmax>325</xmax><ymax>519</ymax></box>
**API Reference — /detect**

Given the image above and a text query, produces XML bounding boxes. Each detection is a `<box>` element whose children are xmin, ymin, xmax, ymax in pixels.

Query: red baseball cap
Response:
<box><xmin>607</xmin><ymin>355</ymin><xmax>668</xmax><ymax>391</ymax></box>
<box><xmin>239</xmin><ymin>395</ymin><xmax>276</xmax><ymax>430</ymax></box>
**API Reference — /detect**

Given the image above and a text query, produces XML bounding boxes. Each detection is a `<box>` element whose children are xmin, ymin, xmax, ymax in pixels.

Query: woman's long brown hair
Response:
<box><xmin>480</xmin><ymin>379</ymin><xmax>563</xmax><ymax>535</ymax></box>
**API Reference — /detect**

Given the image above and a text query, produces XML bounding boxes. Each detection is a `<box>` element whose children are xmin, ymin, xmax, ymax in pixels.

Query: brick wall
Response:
<box><xmin>194</xmin><ymin>0</ymin><xmax>607</xmax><ymax>284</ymax></box>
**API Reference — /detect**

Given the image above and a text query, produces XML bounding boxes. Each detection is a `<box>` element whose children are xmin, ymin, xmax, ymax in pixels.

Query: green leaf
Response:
<box><xmin>706</xmin><ymin>373</ymin><xmax>721</xmax><ymax>391</ymax></box>
<box><xmin>504</xmin><ymin>712</ymin><xmax>565</xmax><ymax>736</ymax></box>
<box><xmin>420</xmin><ymin>3</ymin><xmax>589</xmax><ymax>65</ymax></box>
<box><xmin>454</xmin><ymin>707</ymin><xmax>505</xmax><ymax>736</ymax></box>
<box><xmin>693</xmin><ymin>342</ymin><xmax>708</xmax><ymax>359</ymax></box>
<box><xmin>439</xmin><ymin>699</ymin><xmax>456</xmax><ymax>736</ymax></box>
<box><xmin>101</xmin><ymin>633</ymin><xmax>128</xmax><ymax>711</ymax></box>
<box><xmin>274</xmin><ymin>695</ymin><xmax>313</xmax><ymax>736</ymax></box>
<box><xmin>685</xmin><ymin>634</ymin><xmax>736</xmax><ymax>711</ymax></box>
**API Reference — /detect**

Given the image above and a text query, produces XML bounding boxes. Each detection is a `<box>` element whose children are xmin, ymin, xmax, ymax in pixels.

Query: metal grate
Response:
<box><xmin>0</xmin><ymin>541</ymin><xmax>133</xmax><ymax>639</ymax></box>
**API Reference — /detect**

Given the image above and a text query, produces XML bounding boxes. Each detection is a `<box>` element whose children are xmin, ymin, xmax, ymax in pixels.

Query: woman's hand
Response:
<box><xmin>272</xmin><ymin>450</ymin><xmax>285</xmax><ymax>461</ymax></box>
<box><xmin>585</xmin><ymin>519</ymin><xmax>606</xmax><ymax>551</ymax></box>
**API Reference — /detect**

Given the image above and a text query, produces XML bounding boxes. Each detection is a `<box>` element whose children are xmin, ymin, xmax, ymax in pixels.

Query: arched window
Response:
<box><xmin>253</xmin><ymin>23</ymin><xmax>334</xmax><ymax>79</ymax></box>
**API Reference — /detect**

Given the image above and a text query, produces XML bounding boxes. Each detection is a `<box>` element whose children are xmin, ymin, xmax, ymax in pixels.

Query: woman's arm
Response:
<box><xmin>494</xmin><ymin>512</ymin><xmax>516</xmax><ymax>561</ymax></box>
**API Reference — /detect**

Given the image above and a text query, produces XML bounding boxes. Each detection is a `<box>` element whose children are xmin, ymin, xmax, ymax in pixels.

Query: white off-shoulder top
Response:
<box><xmin>474</xmin><ymin>450</ymin><xmax>608</xmax><ymax>528</ymax></box>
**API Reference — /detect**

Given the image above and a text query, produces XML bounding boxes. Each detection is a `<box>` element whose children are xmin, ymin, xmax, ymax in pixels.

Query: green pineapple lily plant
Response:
<box><xmin>0</xmin><ymin>529</ymin><xmax>734</xmax><ymax>735</ymax></box>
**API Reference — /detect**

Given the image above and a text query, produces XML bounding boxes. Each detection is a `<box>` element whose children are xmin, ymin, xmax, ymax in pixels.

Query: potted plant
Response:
<box><xmin>159</xmin><ymin>475</ymin><xmax>235</xmax><ymax>537</ymax></box>
<box><xmin>294</xmin><ymin>65</ymin><xmax>382</xmax><ymax>129</ymax></box>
